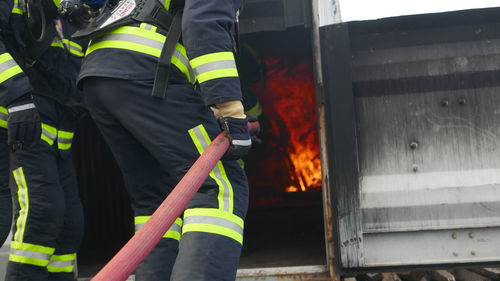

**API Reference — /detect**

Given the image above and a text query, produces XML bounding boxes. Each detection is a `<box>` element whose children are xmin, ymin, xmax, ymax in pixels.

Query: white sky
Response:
<box><xmin>339</xmin><ymin>0</ymin><xmax>500</xmax><ymax>22</ymax></box>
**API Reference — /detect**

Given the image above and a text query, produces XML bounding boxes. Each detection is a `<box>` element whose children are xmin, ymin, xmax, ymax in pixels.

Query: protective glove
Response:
<box><xmin>218</xmin><ymin>116</ymin><xmax>252</xmax><ymax>161</ymax></box>
<box><xmin>6</xmin><ymin>95</ymin><xmax>42</xmax><ymax>150</ymax></box>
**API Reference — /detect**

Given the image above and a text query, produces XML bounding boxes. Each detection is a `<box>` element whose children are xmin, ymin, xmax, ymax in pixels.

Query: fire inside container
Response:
<box><xmin>73</xmin><ymin>27</ymin><xmax>325</xmax><ymax>275</ymax></box>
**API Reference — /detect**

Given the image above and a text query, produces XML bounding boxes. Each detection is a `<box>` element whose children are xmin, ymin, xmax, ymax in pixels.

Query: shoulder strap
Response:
<box><xmin>151</xmin><ymin>10</ymin><xmax>182</xmax><ymax>99</ymax></box>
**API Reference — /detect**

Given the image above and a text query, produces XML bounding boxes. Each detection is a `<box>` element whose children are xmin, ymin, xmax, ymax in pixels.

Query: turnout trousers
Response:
<box><xmin>5</xmin><ymin>95</ymin><xmax>84</xmax><ymax>281</ymax></box>
<box><xmin>0</xmin><ymin>125</ymin><xmax>12</xmax><ymax>247</ymax></box>
<box><xmin>82</xmin><ymin>76</ymin><xmax>249</xmax><ymax>281</ymax></box>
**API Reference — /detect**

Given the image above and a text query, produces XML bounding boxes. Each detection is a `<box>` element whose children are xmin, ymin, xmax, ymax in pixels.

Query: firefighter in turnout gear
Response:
<box><xmin>0</xmin><ymin>0</ymin><xmax>86</xmax><ymax>279</ymax></box>
<box><xmin>78</xmin><ymin>0</ymin><xmax>251</xmax><ymax>279</ymax></box>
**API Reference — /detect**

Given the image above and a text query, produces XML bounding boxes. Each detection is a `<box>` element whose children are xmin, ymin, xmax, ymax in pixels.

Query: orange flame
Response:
<box><xmin>251</xmin><ymin>58</ymin><xmax>321</xmax><ymax>192</ymax></box>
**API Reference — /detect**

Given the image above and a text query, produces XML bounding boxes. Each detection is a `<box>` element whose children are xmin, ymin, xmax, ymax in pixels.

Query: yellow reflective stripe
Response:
<box><xmin>11</xmin><ymin>241</ymin><xmax>55</xmax><ymax>254</ymax></box>
<box><xmin>57</xmin><ymin>143</ymin><xmax>72</xmax><ymax>150</ymax></box>
<box><xmin>57</xmin><ymin>130</ymin><xmax>74</xmax><ymax>150</ymax></box>
<box><xmin>12</xmin><ymin>0</ymin><xmax>22</xmax><ymax>14</ymax></box>
<box><xmin>164</xmin><ymin>0</ymin><xmax>171</xmax><ymax>9</ymax></box>
<box><xmin>41</xmin><ymin>123</ymin><xmax>57</xmax><ymax>146</ymax></box>
<box><xmin>190</xmin><ymin>52</ymin><xmax>235</xmax><ymax>68</ymax></box>
<box><xmin>196</xmin><ymin>69</ymin><xmax>238</xmax><ymax>84</ymax></box>
<box><xmin>9</xmin><ymin>241</ymin><xmax>54</xmax><ymax>267</ymax></box>
<box><xmin>53</xmin><ymin>0</ymin><xmax>60</xmax><ymax>7</ymax></box>
<box><xmin>0</xmin><ymin>53</ymin><xmax>23</xmax><ymax>84</ymax></box>
<box><xmin>111</xmin><ymin>26</ymin><xmax>165</xmax><ymax>42</ymax></box>
<box><xmin>0</xmin><ymin>106</ymin><xmax>7</xmax><ymax>128</ymax></box>
<box><xmin>188</xmin><ymin>125</ymin><xmax>234</xmax><ymax>212</ymax></box>
<box><xmin>88</xmin><ymin>40</ymin><xmax>160</xmax><ymax>57</ymax></box>
<box><xmin>245</xmin><ymin>101</ymin><xmax>263</xmax><ymax>119</ymax></box>
<box><xmin>47</xmin><ymin>253</ymin><xmax>76</xmax><ymax>273</ymax></box>
<box><xmin>182</xmin><ymin>224</ymin><xmax>242</xmax><ymax>244</ymax></box>
<box><xmin>184</xmin><ymin>208</ymin><xmax>243</xmax><ymax>228</ymax></box>
<box><xmin>57</xmin><ymin>130</ymin><xmax>74</xmax><ymax>139</ymax></box>
<box><xmin>50</xmin><ymin>253</ymin><xmax>76</xmax><ymax>261</ymax></box>
<box><xmin>183</xmin><ymin>209</ymin><xmax>244</xmax><ymax>244</ymax></box>
<box><xmin>190</xmin><ymin>52</ymin><xmax>238</xmax><ymax>83</ymax></box>
<box><xmin>173</xmin><ymin>44</ymin><xmax>195</xmax><ymax>83</ymax></box>
<box><xmin>87</xmin><ymin>26</ymin><xmax>194</xmax><ymax>83</ymax></box>
<box><xmin>12</xmin><ymin>168</ymin><xmax>29</xmax><ymax>243</ymax></box>
<box><xmin>134</xmin><ymin>216</ymin><xmax>182</xmax><ymax>241</ymax></box>
<box><xmin>51</xmin><ymin>39</ymin><xmax>84</xmax><ymax>57</ymax></box>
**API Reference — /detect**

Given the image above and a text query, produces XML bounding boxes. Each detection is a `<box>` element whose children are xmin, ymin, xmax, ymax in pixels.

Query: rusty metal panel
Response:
<box><xmin>236</xmin><ymin>265</ymin><xmax>330</xmax><ymax>281</ymax></box>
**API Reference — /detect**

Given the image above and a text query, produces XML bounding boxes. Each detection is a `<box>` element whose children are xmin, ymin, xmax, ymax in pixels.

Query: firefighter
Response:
<box><xmin>78</xmin><ymin>0</ymin><xmax>251</xmax><ymax>280</ymax></box>
<box><xmin>1</xmin><ymin>0</ymin><xmax>86</xmax><ymax>279</ymax></box>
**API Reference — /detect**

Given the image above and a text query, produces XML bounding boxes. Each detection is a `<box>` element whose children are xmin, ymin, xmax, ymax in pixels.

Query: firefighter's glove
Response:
<box><xmin>6</xmin><ymin>95</ymin><xmax>41</xmax><ymax>151</ymax></box>
<box><xmin>219</xmin><ymin>116</ymin><xmax>252</xmax><ymax>161</ymax></box>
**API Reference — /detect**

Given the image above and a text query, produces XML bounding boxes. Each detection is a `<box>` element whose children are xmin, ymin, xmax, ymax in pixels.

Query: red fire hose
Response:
<box><xmin>91</xmin><ymin>122</ymin><xmax>260</xmax><ymax>281</ymax></box>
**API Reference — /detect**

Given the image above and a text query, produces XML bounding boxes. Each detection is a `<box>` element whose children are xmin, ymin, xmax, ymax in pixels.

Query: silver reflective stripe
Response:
<box><xmin>42</xmin><ymin>128</ymin><xmax>57</xmax><ymax>141</ymax></box>
<box><xmin>135</xmin><ymin>221</ymin><xmax>181</xmax><ymax>233</ymax></box>
<box><xmin>173</xmin><ymin>49</ymin><xmax>195</xmax><ymax>82</ymax></box>
<box><xmin>158</xmin><ymin>0</ymin><xmax>166</xmax><ymax>7</ymax></box>
<box><xmin>92</xmin><ymin>33</ymin><xmax>164</xmax><ymax>52</ymax></box>
<box><xmin>13</xmin><ymin>169</ymin><xmax>28</xmax><ymax>242</ymax></box>
<box><xmin>184</xmin><ymin>216</ymin><xmax>243</xmax><ymax>235</ymax></box>
<box><xmin>191</xmin><ymin>126</ymin><xmax>232</xmax><ymax>212</ymax></box>
<box><xmin>0</xmin><ymin>111</ymin><xmax>7</xmax><ymax>121</ymax></box>
<box><xmin>91</xmin><ymin>31</ymin><xmax>194</xmax><ymax>82</ymax></box>
<box><xmin>193</xmin><ymin>60</ymin><xmax>237</xmax><ymax>77</ymax></box>
<box><xmin>67</xmin><ymin>42</ymin><xmax>82</xmax><ymax>54</ymax></box>
<box><xmin>11</xmin><ymin>248</ymin><xmax>51</xmax><ymax>261</ymax></box>
<box><xmin>7</xmin><ymin>103</ymin><xmax>35</xmax><ymax>113</ymax></box>
<box><xmin>48</xmin><ymin>259</ymin><xmax>75</xmax><ymax>268</ymax></box>
<box><xmin>142</xmin><ymin>24</ymin><xmax>153</xmax><ymax>31</ymax></box>
<box><xmin>134</xmin><ymin>223</ymin><xmax>144</xmax><ymax>231</ymax></box>
<box><xmin>13</xmin><ymin>1</ymin><xmax>20</xmax><ymax>10</ymax></box>
<box><xmin>232</xmin><ymin>139</ymin><xmax>251</xmax><ymax>146</ymax></box>
<box><xmin>0</xmin><ymin>58</ymin><xmax>18</xmax><ymax>73</ymax></box>
<box><xmin>57</xmin><ymin>137</ymin><xmax>72</xmax><ymax>144</ymax></box>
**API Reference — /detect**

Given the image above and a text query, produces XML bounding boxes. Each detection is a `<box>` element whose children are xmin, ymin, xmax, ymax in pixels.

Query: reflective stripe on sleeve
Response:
<box><xmin>86</xmin><ymin>26</ymin><xmax>195</xmax><ymax>83</ymax></box>
<box><xmin>134</xmin><ymin>216</ymin><xmax>183</xmax><ymax>241</ymax></box>
<box><xmin>57</xmin><ymin>130</ymin><xmax>74</xmax><ymax>150</ymax></box>
<box><xmin>182</xmin><ymin>208</ymin><xmax>244</xmax><ymax>244</ymax></box>
<box><xmin>47</xmin><ymin>253</ymin><xmax>77</xmax><ymax>273</ymax></box>
<box><xmin>0</xmin><ymin>106</ymin><xmax>7</xmax><ymax>128</ymax></box>
<box><xmin>245</xmin><ymin>101</ymin><xmax>263</xmax><ymax>120</ymax></box>
<box><xmin>9</xmin><ymin>241</ymin><xmax>54</xmax><ymax>267</ymax></box>
<box><xmin>188</xmin><ymin>125</ymin><xmax>234</xmax><ymax>213</ymax></box>
<box><xmin>189</xmin><ymin>52</ymin><xmax>239</xmax><ymax>84</ymax></box>
<box><xmin>0</xmin><ymin>53</ymin><xmax>23</xmax><ymax>84</ymax></box>
<box><xmin>41</xmin><ymin>123</ymin><xmax>57</xmax><ymax>146</ymax></box>
<box><xmin>51</xmin><ymin>38</ymin><xmax>84</xmax><ymax>57</ymax></box>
